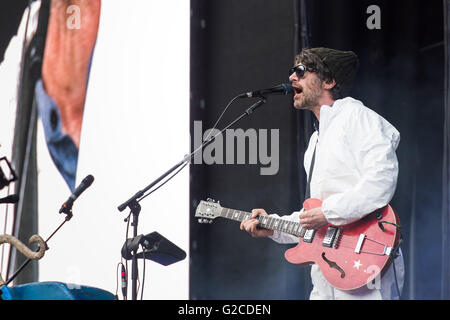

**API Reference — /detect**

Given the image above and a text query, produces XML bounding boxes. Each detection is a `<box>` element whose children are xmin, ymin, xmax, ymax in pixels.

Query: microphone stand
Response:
<box><xmin>117</xmin><ymin>96</ymin><xmax>267</xmax><ymax>300</ymax></box>
<box><xmin>4</xmin><ymin>206</ymin><xmax>73</xmax><ymax>286</ymax></box>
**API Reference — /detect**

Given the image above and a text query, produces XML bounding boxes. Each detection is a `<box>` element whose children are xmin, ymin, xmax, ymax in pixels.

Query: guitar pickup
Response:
<box><xmin>303</xmin><ymin>229</ymin><xmax>316</xmax><ymax>243</ymax></box>
<box><xmin>322</xmin><ymin>226</ymin><xmax>342</xmax><ymax>248</ymax></box>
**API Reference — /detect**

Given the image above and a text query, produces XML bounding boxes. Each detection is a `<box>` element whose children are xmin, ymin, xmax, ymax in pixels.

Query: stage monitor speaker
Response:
<box><xmin>121</xmin><ymin>231</ymin><xmax>186</xmax><ymax>266</ymax></box>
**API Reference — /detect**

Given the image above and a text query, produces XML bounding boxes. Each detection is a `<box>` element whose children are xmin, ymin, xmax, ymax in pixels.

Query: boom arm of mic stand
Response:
<box><xmin>117</xmin><ymin>97</ymin><xmax>267</xmax><ymax>213</ymax></box>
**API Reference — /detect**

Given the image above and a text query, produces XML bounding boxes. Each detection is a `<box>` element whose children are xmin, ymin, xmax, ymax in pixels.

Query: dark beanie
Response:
<box><xmin>308</xmin><ymin>47</ymin><xmax>359</xmax><ymax>97</ymax></box>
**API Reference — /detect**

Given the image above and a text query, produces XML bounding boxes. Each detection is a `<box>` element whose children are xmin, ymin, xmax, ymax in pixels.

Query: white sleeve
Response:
<box><xmin>321</xmin><ymin>107</ymin><xmax>400</xmax><ymax>226</ymax></box>
<box><xmin>267</xmin><ymin>210</ymin><xmax>302</xmax><ymax>244</ymax></box>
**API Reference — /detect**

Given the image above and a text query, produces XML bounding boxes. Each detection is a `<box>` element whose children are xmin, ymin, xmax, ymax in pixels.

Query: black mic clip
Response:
<box><xmin>59</xmin><ymin>203</ymin><xmax>73</xmax><ymax>221</ymax></box>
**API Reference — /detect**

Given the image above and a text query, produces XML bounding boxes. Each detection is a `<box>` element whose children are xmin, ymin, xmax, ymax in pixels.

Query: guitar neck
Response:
<box><xmin>219</xmin><ymin>207</ymin><xmax>305</xmax><ymax>237</ymax></box>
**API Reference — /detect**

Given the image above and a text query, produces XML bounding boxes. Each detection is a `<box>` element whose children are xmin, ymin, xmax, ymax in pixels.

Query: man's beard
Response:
<box><xmin>295</xmin><ymin>81</ymin><xmax>323</xmax><ymax>110</ymax></box>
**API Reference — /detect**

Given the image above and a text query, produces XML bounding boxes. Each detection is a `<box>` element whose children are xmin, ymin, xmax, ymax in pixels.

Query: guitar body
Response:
<box><xmin>284</xmin><ymin>198</ymin><xmax>401</xmax><ymax>291</ymax></box>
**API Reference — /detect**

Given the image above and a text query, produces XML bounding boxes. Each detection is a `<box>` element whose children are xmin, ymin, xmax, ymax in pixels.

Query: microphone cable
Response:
<box><xmin>138</xmin><ymin>94</ymin><xmax>242</xmax><ymax>202</ymax></box>
<box><xmin>115</xmin><ymin>262</ymin><xmax>123</xmax><ymax>300</ymax></box>
<box><xmin>137</xmin><ymin>162</ymin><xmax>188</xmax><ymax>203</ymax></box>
<box><xmin>201</xmin><ymin>94</ymin><xmax>241</xmax><ymax>144</ymax></box>
<box><xmin>140</xmin><ymin>246</ymin><xmax>146</xmax><ymax>300</ymax></box>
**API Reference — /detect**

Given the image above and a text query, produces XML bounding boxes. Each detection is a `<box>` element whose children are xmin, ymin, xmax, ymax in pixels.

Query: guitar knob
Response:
<box><xmin>198</xmin><ymin>218</ymin><xmax>203</xmax><ymax>224</ymax></box>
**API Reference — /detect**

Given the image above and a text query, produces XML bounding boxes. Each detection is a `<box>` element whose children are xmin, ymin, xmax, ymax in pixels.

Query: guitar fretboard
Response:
<box><xmin>220</xmin><ymin>207</ymin><xmax>306</xmax><ymax>237</ymax></box>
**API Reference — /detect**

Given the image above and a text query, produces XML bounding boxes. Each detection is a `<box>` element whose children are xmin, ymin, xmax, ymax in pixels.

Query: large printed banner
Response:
<box><xmin>0</xmin><ymin>0</ymin><xmax>189</xmax><ymax>299</ymax></box>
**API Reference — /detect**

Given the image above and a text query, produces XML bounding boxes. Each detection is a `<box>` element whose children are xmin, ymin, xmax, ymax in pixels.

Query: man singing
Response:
<box><xmin>240</xmin><ymin>47</ymin><xmax>404</xmax><ymax>300</ymax></box>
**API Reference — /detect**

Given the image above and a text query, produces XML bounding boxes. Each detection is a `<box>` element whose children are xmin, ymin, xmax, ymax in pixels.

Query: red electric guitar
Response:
<box><xmin>195</xmin><ymin>198</ymin><xmax>401</xmax><ymax>291</ymax></box>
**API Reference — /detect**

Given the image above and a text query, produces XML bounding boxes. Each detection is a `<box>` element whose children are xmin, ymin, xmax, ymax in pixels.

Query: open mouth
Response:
<box><xmin>293</xmin><ymin>86</ymin><xmax>303</xmax><ymax>97</ymax></box>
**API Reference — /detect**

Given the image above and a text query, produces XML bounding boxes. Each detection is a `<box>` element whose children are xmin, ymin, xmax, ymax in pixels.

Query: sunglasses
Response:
<box><xmin>289</xmin><ymin>64</ymin><xmax>316</xmax><ymax>78</ymax></box>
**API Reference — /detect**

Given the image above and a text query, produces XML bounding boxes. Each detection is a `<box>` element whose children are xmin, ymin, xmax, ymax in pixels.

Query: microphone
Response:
<box><xmin>0</xmin><ymin>194</ymin><xmax>19</xmax><ymax>204</ymax></box>
<box><xmin>238</xmin><ymin>83</ymin><xmax>293</xmax><ymax>98</ymax></box>
<box><xmin>59</xmin><ymin>175</ymin><xmax>94</xmax><ymax>214</ymax></box>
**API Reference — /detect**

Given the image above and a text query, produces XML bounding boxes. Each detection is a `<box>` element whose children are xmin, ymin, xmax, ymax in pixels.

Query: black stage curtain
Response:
<box><xmin>190</xmin><ymin>0</ymin><xmax>445</xmax><ymax>300</ymax></box>
<box><xmin>307</xmin><ymin>0</ymin><xmax>444</xmax><ymax>299</ymax></box>
<box><xmin>190</xmin><ymin>0</ymin><xmax>448</xmax><ymax>299</ymax></box>
<box><xmin>442</xmin><ymin>0</ymin><xmax>450</xmax><ymax>300</ymax></box>
<box><xmin>190</xmin><ymin>0</ymin><xmax>307</xmax><ymax>299</ymax></box>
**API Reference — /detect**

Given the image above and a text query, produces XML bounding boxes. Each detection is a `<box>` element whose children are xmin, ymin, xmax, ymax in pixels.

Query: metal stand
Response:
<box><xmin>128</xmin><ymin>200</ymin><xmax>141</xmax><ymax>301</ymax></box>
<box><xmin>4</xmin><ymin>207</ymin><xmax>73</xmax><ymax>286</ymax></box>
<box><xmin>117</xmin><ymin>97</ymin><xmax>267</xmax><ymax>300</ymax></box>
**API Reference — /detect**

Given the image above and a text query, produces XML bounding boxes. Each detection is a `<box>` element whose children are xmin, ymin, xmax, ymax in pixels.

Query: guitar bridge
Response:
<box><xmin>354</xmin><ymin>233</ymin><xmax>393</xmax><ymax>256</ymax></box>
<box><xmin>322</xmin><ymin>226</ymin><xmax>342</xmax><ymax>248</ymax></box>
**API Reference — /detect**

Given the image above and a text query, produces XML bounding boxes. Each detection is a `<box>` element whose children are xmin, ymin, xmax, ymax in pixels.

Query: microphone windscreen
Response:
<box><xmin>83</xmin><ymin>175</ymin><xmax>95</xmax><ymax>186</ymax></box>
<box><xmin>282</xmin><ymin>83</ymin><xmax>294</xmax><ymax>95</ymax></box>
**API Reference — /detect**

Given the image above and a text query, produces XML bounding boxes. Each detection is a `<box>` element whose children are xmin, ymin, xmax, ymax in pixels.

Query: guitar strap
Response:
<box><xmin>304</xmin><ymin>138</ymin><xmax>318</xmax><ymax>200</ymax></box>
<box><xmin>305</xmin><ymin>118</ymin><xmax>321</xmax><ymax>200</ymax></box>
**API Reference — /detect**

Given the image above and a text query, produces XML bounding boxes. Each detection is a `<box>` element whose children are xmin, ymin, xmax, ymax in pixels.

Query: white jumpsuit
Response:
<box><xmin>269</xmin><ymin>97</ymin><xmax>405</xmax><ymax>299</ymax></box>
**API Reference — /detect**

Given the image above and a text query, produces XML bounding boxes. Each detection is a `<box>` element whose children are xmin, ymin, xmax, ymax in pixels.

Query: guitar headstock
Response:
<box><xmin>195</xmin><ymin>198</ymin><xmax>223</xmax><ymax>224</ymax></box>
